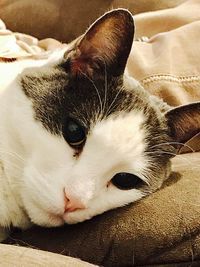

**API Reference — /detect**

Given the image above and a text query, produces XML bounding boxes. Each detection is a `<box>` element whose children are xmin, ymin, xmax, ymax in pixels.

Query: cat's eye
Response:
<box><xmin>63</xmin><ymin>118</ymin><xmax>86</xmax><ymax>148</ymax></box>
<box><xmin>111</xmin><ymin>172</ymin><xmax>144</xmax><ymax>190</ymax></box>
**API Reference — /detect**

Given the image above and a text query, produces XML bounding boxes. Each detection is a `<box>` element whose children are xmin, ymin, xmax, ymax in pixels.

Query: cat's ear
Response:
<box><xmin>165</xmin><ymin>102</ymin><xmax>200</xmax><ymax>143</ymax></box>
<box><xmin>65</xmin><ymin>9</ymin><xmax>134</xmax><ymax>77</ymax></box>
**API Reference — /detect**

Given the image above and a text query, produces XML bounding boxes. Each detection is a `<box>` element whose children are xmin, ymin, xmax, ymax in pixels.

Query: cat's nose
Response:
<box><xmin>64</xmin><ymin>189</ymin><xmax>86</xmax><ymax>213</ymax></box>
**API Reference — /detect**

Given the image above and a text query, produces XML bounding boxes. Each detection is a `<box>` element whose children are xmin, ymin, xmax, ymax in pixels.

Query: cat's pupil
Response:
<box><xmin>111</xmin><ymin>172</ymin><xmax>144</xmax><ymax>190</ymax></box>
<box><xmin>63</xmin><ymin>118</ymin><xmax>86</xmax><ymax>147</ymax></box>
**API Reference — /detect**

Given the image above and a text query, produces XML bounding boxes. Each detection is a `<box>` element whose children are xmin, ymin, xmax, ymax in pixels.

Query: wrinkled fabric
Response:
<box><xmin>130</xmin><ymin>0</ymin><xmax>200</xmax><ymax>107</ymax></box>
<box><xmin>0</xmin><ymin>19</ymin><xmax>64</xmax><ymax>59</ymax></box>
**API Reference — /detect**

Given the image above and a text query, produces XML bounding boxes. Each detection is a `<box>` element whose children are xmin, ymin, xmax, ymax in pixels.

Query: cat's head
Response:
<box><xmin>12</xmin><ymin>9</ymin><xmax>200</xmax><ymax>226</ymax></box>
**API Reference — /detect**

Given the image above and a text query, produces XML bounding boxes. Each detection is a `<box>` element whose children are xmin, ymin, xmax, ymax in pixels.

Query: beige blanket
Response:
<box><xmin>0</xmin><ymin>20</ymin><xmax>64</xmax><ymax>59</ymax></box>
<box><xmin>132</xmin><ymin>0</ymin><xmax>200</xmax><ymax>106</ymax></box>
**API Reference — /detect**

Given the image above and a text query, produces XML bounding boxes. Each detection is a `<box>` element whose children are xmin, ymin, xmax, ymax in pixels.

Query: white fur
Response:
<box><xmin>0</xmin><ymin>50</ymin><xmax>149</xmax><ymax>240</ymax></box>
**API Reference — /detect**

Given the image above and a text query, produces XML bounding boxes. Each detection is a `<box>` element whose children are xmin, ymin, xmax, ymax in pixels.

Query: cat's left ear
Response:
<box><xmin>65</xmin><ymin>9</ymin><xmax>134</xmax><ymax>77</ymax></box>
<box><xmin>165</xmin><ymin>102</ymin><xmax>200</xmax><ymax>143</ymax></box>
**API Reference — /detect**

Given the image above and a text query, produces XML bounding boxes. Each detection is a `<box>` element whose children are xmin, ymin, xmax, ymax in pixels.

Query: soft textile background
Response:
<box><xmin>0</xmin><ymin>0</ymin><xmax>186</xmax><ymax>42</ymax></box>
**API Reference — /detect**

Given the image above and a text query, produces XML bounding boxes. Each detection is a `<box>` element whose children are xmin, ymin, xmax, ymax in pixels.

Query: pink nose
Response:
<box><xmin>64</xmin><ymin>189</ymin><xmax>86</xmax><ymax>213</ymax></box>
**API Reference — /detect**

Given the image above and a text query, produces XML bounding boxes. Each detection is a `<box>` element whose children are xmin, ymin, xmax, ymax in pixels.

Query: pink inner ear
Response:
<box><xmin>69</xmin><ymin>38</ymin><xmax>97</xmax><ymax>77</ymax></box>
<box><xmin>71</xmin><ymin>55</ymin><xmax>95</xmax><ymax>77</ymax></box>
<box><xmin>69</xmin><ymin>9</ymin><xmax>134</xmax><ymax>77</ymax></box>
<box><xmin>71</xmin><ymin>57</ymin><xmax>86</xmax><ymax>76</ymax></box>
<box><xmin>82</xmin><ymin>20</ymin><xmax>120</xmax><ymax>64</ymax></box>
<box><xmin>166</xmin><ymin>102</ymin><xmax>200</xmax><ymax>143</ymax></box>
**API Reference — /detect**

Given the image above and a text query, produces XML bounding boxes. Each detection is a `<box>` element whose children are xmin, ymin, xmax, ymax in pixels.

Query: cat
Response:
<box><xmin>0</xmin><ymin>9</ymin><xmax>199</xmax><ymax>242</ymax></box>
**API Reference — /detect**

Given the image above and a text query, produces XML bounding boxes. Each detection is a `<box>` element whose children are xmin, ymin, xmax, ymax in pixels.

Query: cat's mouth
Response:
<box><xmin>46</xmin><ymin>209</ymin><xmax>84</xmax><ymax>226</ymax></box>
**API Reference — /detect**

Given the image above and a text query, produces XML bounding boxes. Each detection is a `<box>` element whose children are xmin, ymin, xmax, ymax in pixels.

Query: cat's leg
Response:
<box><xmin>0</xmin><ymin>227</ymin><xmax>9</xmax><ymax>242</ymax></box>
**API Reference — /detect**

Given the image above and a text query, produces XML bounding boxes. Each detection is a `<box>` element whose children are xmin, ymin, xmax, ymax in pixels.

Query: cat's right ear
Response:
<box><xmin>165</xmin><ymin>102</ymin><xmax>200</xmax><ymax>144</ymax></box>
<box><xmin>63</xmin><ymin>9</ymin><xmax>134</xmax><ymax>78</ymax></box>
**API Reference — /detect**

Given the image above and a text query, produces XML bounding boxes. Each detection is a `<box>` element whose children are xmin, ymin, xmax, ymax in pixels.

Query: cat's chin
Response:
<box><xmin>32</xmin><ymin>211</ymin><xmax>90</xmax><ymax>226</ymax></box>
<box><xmin>63</xmin><ymin>209</ymin><xmax>93</xmax><ymax>224</ymax></box>
<box><xmin>25</xmin><ymin>208</ymin><xmax>65</xmax><ymax>228</ymax></box>
<box><xmin>32</xmin><ymin>215</ymin><xmax>65</xmax><ymax>228</ymax></box>
<box><xmin>47</xmin><ymin>213</ymin><xmax>65</xmax><ymax>227</ymax></box>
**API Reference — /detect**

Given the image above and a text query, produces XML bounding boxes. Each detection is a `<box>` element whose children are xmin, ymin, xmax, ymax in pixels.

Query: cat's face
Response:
<box><xmin>19</xmin><ymin>69</ymin><xmax>173</xmax><ymax>226</ymax></box>
<box><xmin>19</xmin><ymin>72</ymin><xmax>173</xmax><ymax>226</ymax></box>
<box><xmin>11</xmin><ymin>9</ymin><xmax>198</xmax><ymax>227</ymax></box>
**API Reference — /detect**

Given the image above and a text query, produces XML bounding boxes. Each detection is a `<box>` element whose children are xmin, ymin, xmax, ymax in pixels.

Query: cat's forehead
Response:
<box><xmin>21</xmin><ymin>66</ymin><xmax>148</xmax><ymax>135</ymax></box>
<box><xmin>90</xmin><ymin>110</ymin><xmax>146</xmax><ymax>152</ymax></box>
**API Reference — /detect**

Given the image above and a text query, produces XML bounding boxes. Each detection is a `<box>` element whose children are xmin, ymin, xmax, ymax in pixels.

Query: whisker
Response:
<box><xmin>105</xmin><ymin>87</ymin><xmax>122</xmax><ymax>116</ymax></box>
<box><xmin>79</xmin><ymin>70</ymin><xmax>103</xmax><ymax>119</ymax></box>
<box><xmin>25</xmin><ymin>166</ymin><xmax>53</xmax><ymax>193</ymax></box>
<box><xmin>149</xmin><ymin>142</ymin><xmax>195</xmax><ymax>153</ymax></box>
<box><xmin>1</xmin><ymin>159</ymin><xmax>23</xmax><ymax>172</ymax></box>
<box><xmin>102</xmin><ymin>58</ymin><xmax>108</xmax><ymax>116</ymax></box>
<box><xmin>146</xmin><ymin>150</ymin><xmax>199</xmax><ymax>170</ymax></box>
<box><xmin>145</xmin><ymin>151</ymin><xmax>177</xmax><ymax>157</ymax></box>
<box><xmin>0</xmin><ymin>149</ymin><xmax>26</xmax><ymax>163</ymax></box>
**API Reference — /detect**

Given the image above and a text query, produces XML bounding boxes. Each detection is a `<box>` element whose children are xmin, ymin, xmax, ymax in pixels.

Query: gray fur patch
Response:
<box><xmin>20</xmin><ymin>64</ymin><xmax>175</xmax><ymax>194</ymax></box>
